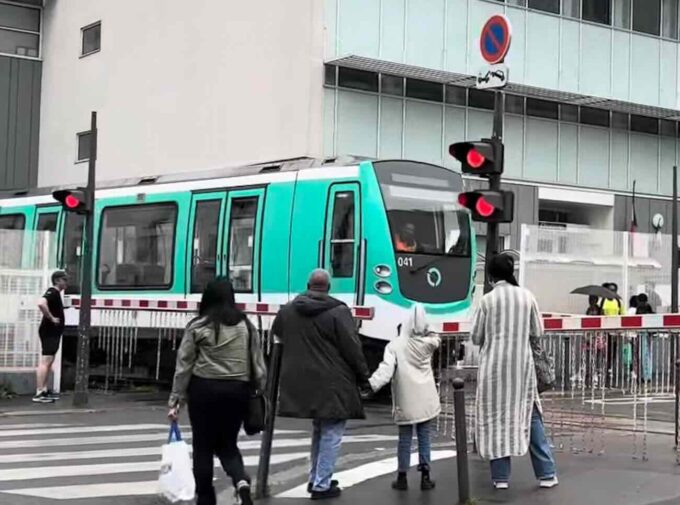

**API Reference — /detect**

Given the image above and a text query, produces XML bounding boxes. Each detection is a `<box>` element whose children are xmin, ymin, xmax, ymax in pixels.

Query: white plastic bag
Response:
<box><xmin>158</xmin><ymin>421</ymin><xmax>195</xmax><ymax>503</ymax></box>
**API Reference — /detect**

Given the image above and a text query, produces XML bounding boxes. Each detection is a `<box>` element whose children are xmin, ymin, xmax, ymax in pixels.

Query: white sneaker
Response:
<box><xmin>493</xmin><ymin>481</ymin><xmax>509</xmax><ymax>490</ymax></box>
<box><xmin>539</xmin><ymin>477</ymin><xmax>559</xmax><ymax>488</ymax></box>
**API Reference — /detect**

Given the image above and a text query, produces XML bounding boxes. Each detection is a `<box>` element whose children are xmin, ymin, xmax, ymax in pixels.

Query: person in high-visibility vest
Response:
<box><xmin>601</xmin><ymin>283</ymin><xmax>625</xmax><ymax>387</ymax></box>
<box><xmin>395</xmin><ymin>223</ymin><xmax>417</xmax><ymax>253</ymax></box>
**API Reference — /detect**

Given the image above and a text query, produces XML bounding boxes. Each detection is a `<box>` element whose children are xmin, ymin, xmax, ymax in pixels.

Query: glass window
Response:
<box><xmin>631</xmin><ymin>115</ymin><xmax>659</xmax><ymax>134</ymax></box>
<box><xmin>583</xmin><ymin>0</ymin><xmax>611</xmax><ymax>24</ymax></box>
<box><xmin>405</xmin><ymin>78</ymin><xmax>443</xmax><ymax>102</ymax></box>
<box><xmin>0</xmin><ymin>214</ymin><xmax>25</xmax><ymax>268</ymax></box>
<box><xmin>338</xmin><ymin>67</ymin><xmax>378</xmax><ymax>92</ymax></box>
<box><xmin>508</xmin><ymin>0</ymin><xmax>527</xmax><ymax>5</ymax></box>
<box><xmin>445</xmin><ymin>85</ymin><xmax>466</xmax><ymax>105</ymax></box>
<box><xmin>0</xmin><ymin>28</ymin><xmax>38</xmax><ymax>57</ymax></box>
<box><xmin>98</xmin><ymin>204</ymin><xmax>177</xmax><ymax>288</ymax></box>
<box><xmin>661</xmin><ymin>119</ymin><xmax>677</xmax><ymax>136</ymax></box>
<box><xmin>0</xmin><ymin>214</ymin><xmax>25</xmax><ymax>230</ymax></box>
<box><xmin>35</xmin><ymin>212</ymin><xmax>59</xmax><ymax>269</ymax></box>
<box><xmin>506</xmin><ymin>94</ymin><xmax>525</xmax><ymax>114</ymax></box>
<box><xmin>563</xmin><ymin>0</ymin><xmax>581</xmax><ymax>17</ymax></box>
<box><xmin>381</xmin><ymin>75</ymin><xmax>404</xmax><ymax>96</ymax></box>
<box><xmin>82</xmin><ymin>22</ymin><xmax>101</xmax><ymax>56</ymax></box>
<box><xmin>612</xmin><ymin>111</ymin><xmax>629</xmax><ymax>129</ymax></box>
<box><xmin>560</xmin><ymin>104</ymin><xmax>579</xmax><ymax>122</ymax></box>
<box><xmin>580</xmin><ymin>106</ymin><xmax>610</xmax><ymax>127</ymax></box>
<box><xmin>330</xmin><ymin>192</ymin><xmax>355</xmax><ymax>278</ymax></box>
<box><xmin>191</xmin><ymin>200</ymin><xmax>221</xmax><ymax>294</ymax></box>
<box><xmin>324</xmin><ymin>64</ymin><xmax>337</xmax><ymax>86</ymax></box>
<box><xmin>633</xmin><ymin>0</ymin><xmax>661</xmax><ymax>35</ymax></box>
<box><xmin>228</xmin><ymin>198</ymin><xmax>258</xmax><ymax>292</ymax></box>
<box><xmin>63</xmin><ymin>213</ymin><xmax>84</xmax><ymax>294</ymax></box>
<box><xmin>77</xmin><ymin>132</ymin><xmax>92</xmax><ymax>162</ymax></box>
<box><xmin>468</xmin><ymin>89</ymin><xmax>495</xmax><ymax>110</ymax></box>
<box><xmin>527</xmin><ymin>98</ymin><xmax>559</xmax><ymax>120</ymax></box>
<box><xmin>663</xmin><ymin>0</ymin><xmax>679</xmax><ymax>38</ymax></box>
<box><xmin>613</xmin><ymin>0</ymin><xmax>632</xmax><ymax>28</ymax></box>
<box><xmin>0</xmin><ymin>3</ymin><xmax>40</xmax><ymax>31</ymax></box>
<box><xmin>528</xmin><ymin>0</ymin><xmax>560</xmax><ymax>14</ymax></box>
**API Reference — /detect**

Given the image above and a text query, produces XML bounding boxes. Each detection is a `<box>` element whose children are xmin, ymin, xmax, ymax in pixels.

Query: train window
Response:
<box><xmin>228</xmin><ymin>198</ymin><xmax>258</xmax><ymax>292</ymax></box>
<box><xmin>36</xmin><ymin>212</ymin><xmax>59</xmax><ymax>269</ymax></box>
<box><xmin>63</xmin><ymin>213</ymin><xmax>85</xmax><ymax>294</ymax></box>
<box><xmin>191</xmin><ymin>200</ymin><xmax>221</xmax><ymax>293</ymax></box>
<box><xmin>0</xmin><ymin>214</ymin><xmax>25</xmax><ymax>268</ymax></box>
<box><xmin>98</xmin><ymin>203</ymin><xmax>177</xmax><ymax>289</ymax></box>
<box><xmin>330</xmin><ymin>192</ymin><xmax>355</xmax><ymax>278</ymax></box>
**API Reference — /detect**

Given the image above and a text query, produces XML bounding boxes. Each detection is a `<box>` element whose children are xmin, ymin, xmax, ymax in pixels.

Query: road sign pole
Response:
<box><xmin>73</xmin><ymin>111</ymin><xmax>97</xmax><ymax>407</ymax></box>
<box><xmin>484</xmin><ymin>91</ymin><xmax>504</xmax><ymax>294</ymax></box>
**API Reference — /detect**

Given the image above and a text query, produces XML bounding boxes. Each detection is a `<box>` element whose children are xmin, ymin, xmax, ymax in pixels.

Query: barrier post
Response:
<box><xmin>675</xmin><ymin>358</ymin><xmax>680</xmax><ymax>451</ymax></box>
<box><xmin>255</xmin><ymin>336</ymin><xmax>283</xmax><ymax>499</ymax></box>
<box><xmin>453</xmin><ymin>378</ymin><xmax>470</xmax><ymax>504</ymax></box>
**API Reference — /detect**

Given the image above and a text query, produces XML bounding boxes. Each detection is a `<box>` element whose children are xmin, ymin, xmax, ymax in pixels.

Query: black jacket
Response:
<box><xmin>272</xmin><ymin>291</ymin><xmax>369</xmax><ymax>420</ymax></box>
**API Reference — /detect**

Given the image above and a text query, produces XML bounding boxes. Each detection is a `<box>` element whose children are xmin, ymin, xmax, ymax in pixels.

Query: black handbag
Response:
<box><xmin>243</xmin><ymin>322</ymin><xmax>266</xmax><ymax>436</ymax></box>
<box><xmin>530</xmin><ymin>336</ymin><xmax>555</xmax><ymax>394</ymax></box>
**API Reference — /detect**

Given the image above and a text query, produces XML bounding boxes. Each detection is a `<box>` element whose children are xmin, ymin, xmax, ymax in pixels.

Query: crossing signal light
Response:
<box><xmin>449</xmin><ymin>139</ymin><xmax>503</xmax><ymax>176</ymax></box>
<box><xmin>52</xmin><ymin>189</ymin><xmax>90</xmax><ymax>214</ymax></box>
<box><xmin>457</xmin><ymin>190</ymin><xmax>514</xmax><ymax>223</ymax></box>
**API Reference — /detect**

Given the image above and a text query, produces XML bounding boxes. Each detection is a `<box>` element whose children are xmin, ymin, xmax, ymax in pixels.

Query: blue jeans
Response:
<box><xmin>397</xmin><ymin>420</ymin><xmax>432</xmax><ymax>472</ymax></box>
<box><xmin>490</xmin><ymin>405</ymin><xmax>556</xmax><ymax>482</ymax></box>
<box><xmin>309</xmin><ymin>419</ymin><xmax>346</xmax><ymax>491</ymax></box>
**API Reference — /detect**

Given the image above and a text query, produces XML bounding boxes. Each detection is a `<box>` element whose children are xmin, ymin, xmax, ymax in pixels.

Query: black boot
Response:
<box><xmin>391</xmin><ymin>472</ymin><xmax>408</xmax><ymax>490</ymax></box>
<box><xmin>419</xmin><ymin>464</ymin><xmax>435</xmax><ymax>491</ymax></box>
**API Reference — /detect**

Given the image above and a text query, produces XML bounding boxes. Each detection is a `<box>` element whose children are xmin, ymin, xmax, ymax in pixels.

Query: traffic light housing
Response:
<box><xmin>52</xmin><ymin>188</ymin><xmax>91</xmax><ymax>214</ymax></box>
<box><xmin>449</xmin><ymin>139</ymin><xmax>503</xmax><ymax>176</ymax></box>
<box><xmin>457</xmin><ymin>190</ymin><xmax>514</xmax><ymax>223</ymax></box>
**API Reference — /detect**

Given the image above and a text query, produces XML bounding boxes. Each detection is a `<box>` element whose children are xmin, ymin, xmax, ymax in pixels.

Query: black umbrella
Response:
<box><xmin>571</xmin><ymin>285</ymin><xmax>621</xmax><ymax>300</ymax></box>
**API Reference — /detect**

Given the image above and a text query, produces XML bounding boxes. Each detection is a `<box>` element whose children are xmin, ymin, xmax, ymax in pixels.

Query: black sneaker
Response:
<box><xmin>45</xmin><ymin>390</ymin><xmax>60</xmax><ymax>400</ymax></box>
<box><xmin>237</xmin><ymin>482</ymin><xmax>253</xmax><ymax>505</ymax></box>
<box><xmin>308</xmin><ymin>480</ymin><xmax>338</xmax><ymax>494</ymax></box>
<box><xmin>311</xmin><ymin>487</ymin><xmax>342</xmax><ymax>500</ymax></box>
<box><xmin>32</xmin><ymin>391</ymin><xmax>55</xmax><ymax>404</ymax></box>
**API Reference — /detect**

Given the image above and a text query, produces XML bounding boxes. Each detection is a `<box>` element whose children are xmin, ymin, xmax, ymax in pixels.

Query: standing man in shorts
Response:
<box><xmin>33</xmin><ymin>270</ymin><xmax>68</xmax><ymax>403</ymax></box>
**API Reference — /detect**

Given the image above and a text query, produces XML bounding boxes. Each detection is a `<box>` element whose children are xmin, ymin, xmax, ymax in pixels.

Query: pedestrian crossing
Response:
<box><xmin>0</xmin><ymin>421</ymin><xmax>398</xmax><ymax>501</ymax></box>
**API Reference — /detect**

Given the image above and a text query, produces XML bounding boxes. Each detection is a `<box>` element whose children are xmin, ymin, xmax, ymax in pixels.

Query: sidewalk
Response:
<box><xmin>264</xmin><ymin>430</ymin><xmax>680</xmax><ymax>505</ymax></box>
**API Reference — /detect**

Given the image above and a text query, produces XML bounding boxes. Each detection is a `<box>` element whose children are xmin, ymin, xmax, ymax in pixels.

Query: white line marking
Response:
<box><xmin>0</xmin><ymin>424</ymin><xmax>170</xmax><ymax>438</ymax></box>
<box><xmin>276</xmin><ymin>450</ymin><xmax>456</xmax><ymax>498</ymax></box>
<box><xmin>0</xmin><ymin>434</ymin><xmax>395</xmax><ymax>464</ymax></box>
<box><xmin>0</xmin><ymin>452</ymin><xmax>309</xmax><ymax>483</ymax></box>
<box><xmin>0</xmin><ymin>424</ymin><xmax>69</xmax><ymax>430</ymax></box>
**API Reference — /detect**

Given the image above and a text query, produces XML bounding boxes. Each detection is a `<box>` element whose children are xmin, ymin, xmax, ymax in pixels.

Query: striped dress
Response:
<box><xmin>470</xmin><ymin>281</ymin><xmax>544</xmax><ymax>461</ymax></box>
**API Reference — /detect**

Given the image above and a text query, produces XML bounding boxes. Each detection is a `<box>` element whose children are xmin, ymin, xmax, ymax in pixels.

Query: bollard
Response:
<box><xmin>453</xmin><ymin>378</ymin><xmax>470</xmax><ymax>505</ymax></box>
<box><xmin>255</xmin><ymin>336</ymin><xmax>283</xmax><ymax>499</ymax></box>
<box><xmin>675</xmin><ymin>359</ymin><xmax>680</xmax><ymax>451</ymax></box>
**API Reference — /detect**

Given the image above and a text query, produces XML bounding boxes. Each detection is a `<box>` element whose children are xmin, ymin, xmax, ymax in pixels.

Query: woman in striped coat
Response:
<box><xmin>470</xmin><ymin>254</ymin><xmax>558</xmax><ymax>490</ymax></box>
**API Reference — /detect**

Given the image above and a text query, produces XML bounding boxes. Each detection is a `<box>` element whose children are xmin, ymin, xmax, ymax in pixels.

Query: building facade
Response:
<box><xmin>2</xmin><ymin>0</ymin><xmax>680</xmax><ymax>244</ymax></box>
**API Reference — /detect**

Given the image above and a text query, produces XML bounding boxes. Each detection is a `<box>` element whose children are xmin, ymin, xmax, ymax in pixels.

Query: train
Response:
<box><xmin>0</xmin><ymin>156</ymin><xmax>475</xmax><ymax>379</ymax></box>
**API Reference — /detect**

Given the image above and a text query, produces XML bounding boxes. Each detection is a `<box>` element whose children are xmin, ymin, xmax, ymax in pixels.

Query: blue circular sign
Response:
<box><xmin>480</xmin><ymin>15</ymin><xmax>512</xmax><ymax>64</ymax></box>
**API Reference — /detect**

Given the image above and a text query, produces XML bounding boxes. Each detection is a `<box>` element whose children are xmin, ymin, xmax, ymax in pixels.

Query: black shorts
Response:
<box><xmin>39</xmin><ymin>329</ymin><xmax>62</xmax><ymax>356</ymax></box>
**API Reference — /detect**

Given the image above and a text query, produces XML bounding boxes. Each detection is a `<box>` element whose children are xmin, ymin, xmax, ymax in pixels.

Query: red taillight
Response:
<box><xmin>64</xmin><ymin>195</ymin><xmax>80</xmax><ymax>209</ymax></box>
<box><xmin>475</xmin><ymin>197</ymin><xmax>495</xmax><ymax>217</ymax></box>
<box><xmin>466</xmin><ymin>149</ymin><xmax>485</xmax><ymax>169</ymax></box>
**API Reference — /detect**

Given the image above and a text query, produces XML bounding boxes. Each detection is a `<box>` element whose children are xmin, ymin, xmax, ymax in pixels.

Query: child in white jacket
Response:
<box><xmin>368</xmin><ymin>303</ymin><xmax>441</xmax><ymax>491</ymax></box>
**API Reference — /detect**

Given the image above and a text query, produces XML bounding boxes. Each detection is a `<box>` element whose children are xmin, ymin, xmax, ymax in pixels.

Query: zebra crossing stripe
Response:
<box><xmin>0</xmin><ymin>423</ymin><xmax>69</xmax><ymax>430</ymax></box>
<box><xmin>1</xmin><ymin>453</ymin><xmax>309</xmax><ymax>499</ymax></box>
<box><xmin>0</xmin><ymin>423</ymin><xmax>170</xmax><ymax>438</ymax></box>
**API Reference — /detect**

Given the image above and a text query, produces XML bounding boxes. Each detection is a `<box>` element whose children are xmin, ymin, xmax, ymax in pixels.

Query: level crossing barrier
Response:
<box><xmin>432</xmin><ymin>314</ymin><xmax>680</xmax><ymax>465</ymax></box>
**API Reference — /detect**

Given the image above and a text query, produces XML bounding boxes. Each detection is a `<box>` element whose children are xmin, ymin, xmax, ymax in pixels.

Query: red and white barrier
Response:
<box><xmin>65</xmin><ymin>296</ymin><xmax>375</xmax><ymax>320</ymax></box>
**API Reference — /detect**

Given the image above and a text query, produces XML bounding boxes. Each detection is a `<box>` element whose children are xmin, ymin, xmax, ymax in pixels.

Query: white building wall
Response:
<box><xmin>38</xmin><ymin>0</ymin><xmax>325</xmax><ymax>187</ymax></box>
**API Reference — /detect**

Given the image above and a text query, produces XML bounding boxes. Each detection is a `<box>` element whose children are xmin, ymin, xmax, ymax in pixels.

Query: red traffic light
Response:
<box><xmin>475</xmin><ymin>196</ymin><xmax>495</xmax><ymax>217</ymax></box>
<box><xmin>466</xmin><ymin>149</ymin><xmax>486</xmax><ymax>169</ymax></box>
<box><xmin>64</xmin><ymin>194</ymin><xmax>81</xmax><ymax>209</ymax></box>
<box><xmin>457</xmin><ymin>190</ymin><xmax>514</xmax><ymax>223</ymax></box>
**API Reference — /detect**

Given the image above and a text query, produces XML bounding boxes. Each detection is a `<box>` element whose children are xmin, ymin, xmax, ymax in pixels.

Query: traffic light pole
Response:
<box><xmin>73</xmin><ymin>111</ymin><xmax>97</xmax><ymax>407</ymax></box>
<box><xmin>484</xmin><ymin>91</ymin><xmax>504</xmax><ymax>294</ymax></box>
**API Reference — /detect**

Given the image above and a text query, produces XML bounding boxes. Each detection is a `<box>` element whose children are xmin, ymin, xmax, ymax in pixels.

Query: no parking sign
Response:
<box><xmin>477</xmin><ymin>14</ymin><xmax>512</xmax><ymax>89</ymax></box>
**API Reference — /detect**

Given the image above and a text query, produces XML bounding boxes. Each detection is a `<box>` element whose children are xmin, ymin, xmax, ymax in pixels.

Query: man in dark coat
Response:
<box><xmin>271</xmin><ymin>269</ymin><xmax>369</xmax><ymax>500</ymax></box>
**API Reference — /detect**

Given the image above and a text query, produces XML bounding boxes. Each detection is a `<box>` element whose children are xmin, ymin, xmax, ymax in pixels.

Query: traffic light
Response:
<box><xmin>457</xmin><ymin>190</ymin><xmax>514</xmax><ymax>223</ymax></box>
<box><xmin>449</xmin><ymin>139</ymin><xmax>503</xmax><ymax>176</ymax></box>
<box><xmin>52</xmin><ymin>188</ymin><xmax>91</xmax><ymax>214</ymax></box>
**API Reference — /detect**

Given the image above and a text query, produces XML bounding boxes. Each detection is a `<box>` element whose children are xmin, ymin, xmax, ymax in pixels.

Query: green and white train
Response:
<box><xmin>0</xmin><ymin>157</ymin><xmax>475</xmax><ymax>366</ymax></box>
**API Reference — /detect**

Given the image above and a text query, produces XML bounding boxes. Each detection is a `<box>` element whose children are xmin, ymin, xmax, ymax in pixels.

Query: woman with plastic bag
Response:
<box><xmin>167</xmin><ymin>277</ymin><xmax>267</xmax><ymax>505</ymax></box>
<box><xmin>366</xmin><ymin>303</ymin><xmax>440</xmax><ymax>491</ymax></box>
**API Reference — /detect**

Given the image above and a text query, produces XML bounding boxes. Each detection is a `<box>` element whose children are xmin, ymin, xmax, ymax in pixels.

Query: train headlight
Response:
<box><xmin>374</xmin><ymin>265</ymin><xmax>392</xmax><ymax>278</ymax></box>
<box><xmin>374</xmin><ymin>280</ymin><xmax>393</xmax><ymax>295</ymax></box>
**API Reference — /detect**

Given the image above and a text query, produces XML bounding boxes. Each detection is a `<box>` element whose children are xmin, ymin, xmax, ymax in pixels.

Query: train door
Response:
<box><xmin>186</xmin><ymin>192</ymin><xmax>226</xmax><ymax>295</ymax></box>
<box><xmin>223</xmin><ymin>189</ymin><xmax>264</xmax><ymax>301</ymax></box>
<box><xmin>61</xmin><ymin>213</ymin><xmax>85</xmax><ymax>294</ymax></box>
<box><xmin>323</xmin><ymin>183</ymin><xmax>362</xmax><ymax>305</ymax></box>
<box><xmin>33</xmin><ymin>206</ymin><xmax>61</xmax><ymax>269</ymax></box>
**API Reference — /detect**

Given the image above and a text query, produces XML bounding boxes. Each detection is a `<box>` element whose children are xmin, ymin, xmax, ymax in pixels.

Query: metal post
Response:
<box><xmin>675</xmin><ymin>358</ymin><xmax>680</xmax><ymax>450</ymax></box>
<box><xmin>484</xmin><ymin>91</ymin><xmax>504</xmax><ymax>294</ymax></box>
<box><xmin>73</xmin><ymin>111</ymin><xmax>97</xmax><ymax>407</ymax></box>
<box><xmin>256</xmin><ymin>337</ymin><xmax>283</xmax><ymax>499</ymax></box>
<box><xmin>453</xmin><ymin>378</ymin><xmax>470</xmax><ymax>504</ymax></box>
<box><xmin>673</xmin><ymin>165</ymin><xmax>678</xmax><ymax>314</ymax></box>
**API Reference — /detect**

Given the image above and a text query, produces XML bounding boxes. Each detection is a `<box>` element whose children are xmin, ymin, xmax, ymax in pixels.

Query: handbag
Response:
<box><xmin>243</xmin><ymin>321</ymin><xmax>266</xmax><ymax>436</ymax></box>
<box><xmin>530</xmin><ymin>336</ymin><xmax>555</xmax><ymax>394</ymax></box>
